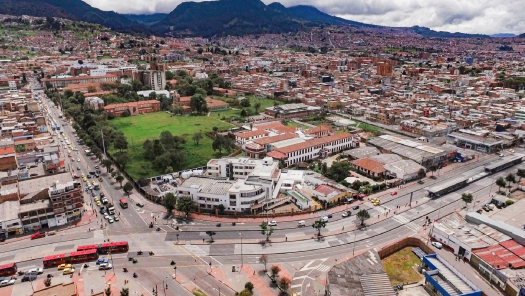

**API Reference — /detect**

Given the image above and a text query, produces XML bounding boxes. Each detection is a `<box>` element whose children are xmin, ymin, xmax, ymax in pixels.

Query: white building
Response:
<box><xmin>179</xmin><ymin>157</ymin><xmax>280</xmax><ymax>212</ymax></box>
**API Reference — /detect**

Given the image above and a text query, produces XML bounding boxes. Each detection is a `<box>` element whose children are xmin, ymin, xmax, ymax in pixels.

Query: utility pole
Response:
<box><xmin>101</xmin><ymin>128</ymin><xmax>106</xmax><ymax>157</ymax></box>
<box><xmin>239</xmin><ymin>233</ymin><xmax>243</xmax><ymax>269</ymax></box>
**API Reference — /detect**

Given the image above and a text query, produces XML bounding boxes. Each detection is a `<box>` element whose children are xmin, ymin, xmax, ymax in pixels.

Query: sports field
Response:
<box><xmin>109</xmin><ymin>112</ymin><xmax>234</xmax><ymax>179</ymax></box>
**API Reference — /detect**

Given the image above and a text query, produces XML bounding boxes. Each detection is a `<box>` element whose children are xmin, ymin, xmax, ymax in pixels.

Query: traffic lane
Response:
<box><xmin>1</xmin><ymin>231</ymin><xmax>93</xmax><ymax>253</ymax></box>
<box><xmin>209</xmin><ymin>175</ymin><xmax>499</xmax><ymax>263</ymax></box>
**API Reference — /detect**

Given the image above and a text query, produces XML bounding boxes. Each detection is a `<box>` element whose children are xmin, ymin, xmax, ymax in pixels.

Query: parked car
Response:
<box><xmin>327</xmin><ymin>214</ymin><xmax>333</xmax><ymax>218</ymax></box>
<box><xmin>322</xmin><ymin>216</ymin><xmax>329</xmax><ymax>222</ymax></box>
<box><xmin>431</xmin><ymin>242</ymin><xmax>443</xmax><ymax>249</ymax></box>
<box><xmin>268</xmin><ymin>220</ymin><xmax>277</xmax><ymax>226</ymax></box>
<box><xmin>352</xmin><ymin>205</ymin><xmax>360</xmax><ymax>210</ymax></box>
<box><xmin>136</xmin><ymin>202</ymin><xmax>144</xmax><ymax>207</ymax></box>
<box><xmin>342</xmin><ymin>211</ymin><xmax>350</xmax><ymax>218</ymax></box>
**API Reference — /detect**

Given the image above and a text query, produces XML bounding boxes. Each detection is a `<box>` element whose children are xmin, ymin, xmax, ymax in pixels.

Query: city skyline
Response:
<box><xmin>82</xmin><ymin>0</ymin><xmax>525</xmax><ymax>35</ymax></box>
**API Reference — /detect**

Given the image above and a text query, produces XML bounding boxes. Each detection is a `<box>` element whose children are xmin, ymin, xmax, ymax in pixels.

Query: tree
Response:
<box><xmin>312</xmin><ymin>219</ymin><xmax>326</xmax><ymax>239</ymax></box>
<box><xmin>326</xmin><ymin>162</ymin><xmax>351</xmax><ymax>182</ymax></box>
<box><xmin>240</xmin><ymin>109</ymin><xmax>247</xmax><ymax>117</ymax></box>
<box><xmin>496</xmin><ymin>177</ymin><xmax>507</xmax><ymax>192</ymax></box>
<box><xmin>87</xmin><ymin>85</ymin><xmax>97</xmax><ymax>93</ymax></box>
<box><xmin>123</xmin><ymin>182</ymin><xmax>133</xmax><ymax>196</ymax></box>
<box><xmin>517</xmin><ymin>169</ymin><xmax>525</xmax><ymax>182</ymax></box>
<box><xmin>102</xmin><ymin>159</ymin><xmax>113</xmax><ymax>173</ymax></box>
<box><xmin>44</xmin><ymin>278</ymin><xmax>52</xmax><ymax>287</ymax></box>
<box><xmin>105</xmin><ymin>287</ymin><xmax>111</xmax><ymax>296</ymax></box>
<box><xmin>461</xmin><ymin>193</ymin><xmax>473</xmax><ymax>208</ymax></box>
<box><xmin>245</xmin><ymin>282</ymin><xmax>254</xmax><ymax>292</ymax></box>
<box><xmin>113</xmin><ymin>133</ymin><xmax>128</xmax><ymax>152</ymax></box>
<box><xmin>240</xmin><ymin>99</ymin><xmax>251</xmax><ymax>108</ymax></box>
<box><xmin>114</xmin><ymin>151</ymin><xmax>129</xmax><ymax>169</ymax></box>
<box><xmin>217</xmin><ymin>204</ymin><xmax>225</xmax><ymax>214</ymax></box>
<box><xmin>163</xmin><ymin>193</ymin><xmax>177</xmax><ymax>214</ymax></box>
<box><xmin>160</xmin><ymin>131</ymin><xmax>175</xmax><ymax>150</ymax></box>
<box><xmin>279</xmin><ymin>277</ymin><xmax>291</xmax><ymax>291</ymax></box>
<box><xmin>254</xmin><ymin>101</ymin><xmax>261</xmax><ymax>113</ymax></box>
<box><xmin>506</xmin><ymin>173</ymin><xmax>516</xmax><ymax>185</ymax></box>
<box><xmin>206</xmin><ymin>231</ymin><xmax>216</xmax><ymax>242</ymax></box>
<box><xmin>176</xmin><ymin>196</ymin><xmax>197</xmax><ymax>217</ymax></box>
<box><xmin>192</xmin><ymin>132</ymin><xmax>203</xmax><ymax>145</ymax></box>
<box><xmin>190</xmin><ymin>94</ymin><xmax>208</xmax><ymax>114</ymax></box>
<box><xmin>212</xmin><ymin>126</ymin><xmax>219</xmax><ymax>134</ymax></box>
<box><xmin>153</xmin><ymin>139</ymin><xmax>165</xmax><ymax>156</ymax></box>
<box><xmin>212</xmin><ymin>135</ymin><xmax>226</xmax><ymax>154</ymax></box>
<box><xmin>165</xmin><ymin>166</ymin><xmax>174</xmax><ymax>174</ymax></box>
<box><xmin>115</xmin><ymin>173</ymin><xmax>125</xmax><ymax>188</ymax></box>
<box><xmin>270</xmin><ymin>265</ymin><xmax>281</xmax><ymax>282</ymax></box>
<box><xmin>260</xmin><ymin>221</ymin><xmax>274</xmax><ymax>241</ymax></box>
<box><xmin>120</xmin><ymin>288</ymin><xmax>129</xmax><ymax>296</ymax></box>
<box><xmin>429</xmin><ymin>165</ymin><xmax>438</xmax><ymax>177</ymax></box>
<box><xmin>143</xmin><ymin>139</ymin><xmax>154</xmax><ymax>160</ymax></box>
<box><xmin>418</xmin><ymin>168</ymin><xmax>426</xmax><ymax>179</ymax></box>
<box><xmin>259</xmin><ymin>254</ymin><xmax>268</xmax><ymax>272</ymax></box>
<box><xmin>357</xmin><ymin>209</ymin><xmax>370</xmax><ymax>226</ymax></box>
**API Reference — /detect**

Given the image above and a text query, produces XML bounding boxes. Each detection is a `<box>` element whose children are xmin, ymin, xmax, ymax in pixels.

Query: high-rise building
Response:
<box><xmin>141</xmin><ymin>63</ymin><xmax>166</xmax><ymax>91</ymax></box>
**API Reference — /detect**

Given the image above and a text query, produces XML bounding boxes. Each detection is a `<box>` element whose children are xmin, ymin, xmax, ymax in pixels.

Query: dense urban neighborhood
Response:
<box><xmin>3</xmin><ymin>6</ymin><xmax>525</xmax><ymax>296</ymax></box>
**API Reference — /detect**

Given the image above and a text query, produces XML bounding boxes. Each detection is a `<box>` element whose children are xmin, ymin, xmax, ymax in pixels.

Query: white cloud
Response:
<box><xmin>82</xmin><ymin>0</ymin><xmax>525</xmax><ymax>34</ymax></box>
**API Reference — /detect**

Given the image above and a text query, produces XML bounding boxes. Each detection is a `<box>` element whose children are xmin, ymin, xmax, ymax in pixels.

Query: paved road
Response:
<box><xmin>41</xmin><ymin>91</ymin><xmax>147</xmax><ymax>231</ymax></box>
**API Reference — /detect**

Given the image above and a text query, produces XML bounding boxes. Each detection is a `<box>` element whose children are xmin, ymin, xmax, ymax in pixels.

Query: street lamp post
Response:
<box><xmin>352</xmin><ymin>232</ymin><xmax>356</xmax><ymax>256</ymax></box>
<box><xmin>239</xmin><ymin>233</ymin><xmax>243</xmax><ymax>269</ymax></box>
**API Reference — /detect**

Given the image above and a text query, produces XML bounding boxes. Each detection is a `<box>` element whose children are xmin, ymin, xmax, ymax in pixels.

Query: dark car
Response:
<box><xmin>327</xmin><ymin>214</ymin><xmax>333</xmax><ymax>218</ymax></box>
<box><xmin>22</xmin><ymin>273</ymin><xmax>37</xmax><ymax>282</ymax></box>
<box><xmin>100</xmin><ymin>207</ymin><xmax>106</xmax><ymax>214</ymax></box>
<box><xmin>136</xmin><ymin>202</ymin><xmax>144</xmax><ymax>207</ymax></box>
<box><xmin>352</xmin><ymin>205</ymin><xmax>360</xmax><ymax>210</ymax></box>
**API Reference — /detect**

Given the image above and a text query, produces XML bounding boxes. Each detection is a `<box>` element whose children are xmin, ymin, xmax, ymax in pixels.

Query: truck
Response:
<box><xmin>107</xmin><ymin>204</ymin><xmax>115</xmax><ymax>215</ymax></box>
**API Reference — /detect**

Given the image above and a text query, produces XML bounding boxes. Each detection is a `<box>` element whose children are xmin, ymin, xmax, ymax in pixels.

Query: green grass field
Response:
<box><xmin>213</xmin><ymin>96</ymin><xmax>282</xmax><ymax>119</ymax></box>
<box><xmin>382</xmin><ymin>247</ymin><xmax>423</xmax><ymax>285</ymax></box>
<box><xmin>109</xmin><ymin>112</ymin><xmax>234</xmax><ymax>179</ymax></box>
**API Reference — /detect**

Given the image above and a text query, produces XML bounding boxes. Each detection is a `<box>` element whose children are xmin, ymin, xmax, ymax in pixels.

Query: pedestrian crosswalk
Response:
<box><xmin>391</xmin><ymin>214</ymin><xmax>420</xmax><ymax>233</ymax></box>
<box><xmin>183</xmin><ymin>245</ymin><xmax>207</xmax><ymax>257</ymax></box>
<box><xmin>316</xmin><ymin>264</ymin><xmax>331</xmax><ymax>272</ymax></box>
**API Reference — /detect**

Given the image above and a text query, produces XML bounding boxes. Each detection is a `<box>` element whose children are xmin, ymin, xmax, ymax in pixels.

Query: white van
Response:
<box><xmin>297</xmin><ymin>220</ymin><xmax>305</xmax><ymax>227</ymax></box>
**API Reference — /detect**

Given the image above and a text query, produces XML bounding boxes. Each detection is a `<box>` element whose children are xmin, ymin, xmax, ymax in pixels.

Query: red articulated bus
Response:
<box><xmin>99</xmin><ymin>241</ymin><xmax>129</xmax><ymax>254</ymax></box>
<box><xmin>43</xmin><ymin>254</ymin><xmax>67</xmax><ymax>268</ymax></box>
<box><xmin>76</xmin><ymin>244</ymin><xmax>99</xmax><ymax>252</ymax></box>
<box><xmin>77</xmin><ymin>241</ymin><xmax>129</xmax><ymax>254</ymax></box>
<box><xmin>0</xmin><ymin>263</ymin><xmax>17</xmax><ymax>276</ymax></box>
<box><xmin>69</xmin><ymin>249</ymin><xmax>98</xmax><ymax>264</ymax></box>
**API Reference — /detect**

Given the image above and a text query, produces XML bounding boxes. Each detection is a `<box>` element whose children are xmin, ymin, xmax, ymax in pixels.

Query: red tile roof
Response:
<box><xmin>351</xmin><ymin>158</ymin><xmax>386</xmax><ymax>174</ymax></box>
<box><xmin>235</xmin><ymin>130</ymin><xmax>269</xmax><ymax>139</ymax></box>
<box><xmin>254</xmin><ymin>133</ymin><xmax>297</xmax><ymax>145</ymax></box>
<box><xmin>276</xmin><ymin>133</ymin><xmax>352</xmax><ymax>154</ymax></box>
<box><xmin>267</xmin><ymin>150</ymin><xmax>288</xmax><ymax>159</ymax></box>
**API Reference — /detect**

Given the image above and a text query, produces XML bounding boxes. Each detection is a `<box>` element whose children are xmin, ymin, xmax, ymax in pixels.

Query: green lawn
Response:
<box><xmin>212</xmin><ymin>96</ymin><xmax>283</xmax><ymax>119</ymax></box>
<box><xmin>109</xmin><ymin>112</ymin><xmax>234</xmax><ymax>179</ymax></box>
<box><xmin>382</xmin><ymin>247</ymin><xmax>423</xmax><ymax>285</ymax></box>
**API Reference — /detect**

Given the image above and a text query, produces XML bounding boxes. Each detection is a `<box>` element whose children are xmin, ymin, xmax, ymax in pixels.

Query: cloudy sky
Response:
<box><xmin>83</xmin><ymin>0</ymin><xmax>525</xmax><ymax>35</ymax></box>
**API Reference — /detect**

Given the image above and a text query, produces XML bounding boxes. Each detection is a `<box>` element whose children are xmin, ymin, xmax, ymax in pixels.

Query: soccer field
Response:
<box><xmin>109</xmin><ymin>112</ymin><xmax>234</xmax><ymax>179</ymax></box>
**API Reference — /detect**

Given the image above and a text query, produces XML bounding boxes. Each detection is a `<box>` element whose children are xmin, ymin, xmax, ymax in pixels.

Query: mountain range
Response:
<box><xmin>0</xmin><ymin>0</ymin><xmax>492</xmax><ymax>38</ymax></box>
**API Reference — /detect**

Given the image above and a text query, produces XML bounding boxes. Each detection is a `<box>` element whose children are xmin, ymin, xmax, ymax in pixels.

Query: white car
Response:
<box><xmin>268</xmin><ymin>220</ymin><xmax>277</xmax><ymax>226</ymax></box>
<box><xmin>431</xmin><ymin>242</ymin><xmax>443</xmax><ymax>249</ymax></box>
<box><xmin>108</xmin><ymin>217</ymin><xmax>114</xmax><ymax>223</ymax></box>
<box><xmin>342</xmin><ymin>211</ymin><xmax>349</xmax><ymax>218</ymax></box>
<box><xmin>322</xmin><ymin>216</ymin><xmax>329</xmax><ymax>222</ymax></box>
<box><xmin>104</xmin><ymin>214</ymin><xmax>111</xmax><ymax>220</ymax></box>
<box><xmin>77</xmin><ymin>158</ymin><xmax>81</xmax><ymax>162</ymax></box>
<box><xmin>27</xmin><ymin>267</ymin><xmax>43</xmax><ymax>274</ymax></box>
<box><xmin>99</xmin><ymin>263</ymin><xmax>112</xmax><ymax>270</ymax></box>
<box><xmin>0</xmin><ymin>279</ymin><xmax>15</xmax><ymax>287</ymax></box>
